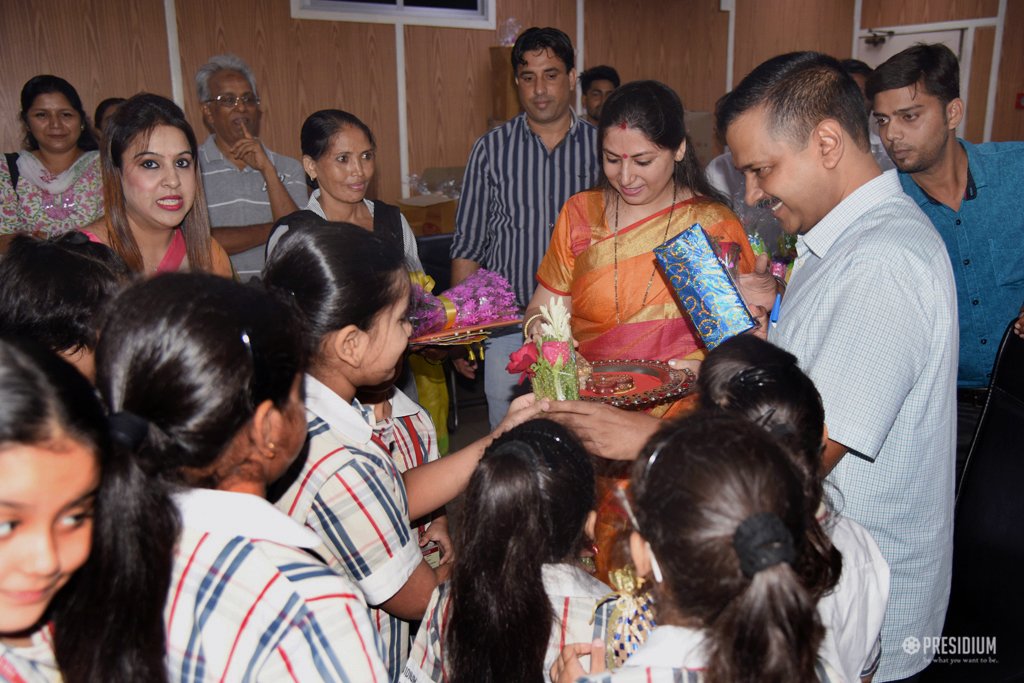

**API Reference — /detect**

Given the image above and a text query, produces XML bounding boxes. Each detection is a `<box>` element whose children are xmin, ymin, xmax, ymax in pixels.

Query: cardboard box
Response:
<box><xmin>399</xmin><ymin>195</ymin><xmax>458</xmax><ymax>236</ymax></box>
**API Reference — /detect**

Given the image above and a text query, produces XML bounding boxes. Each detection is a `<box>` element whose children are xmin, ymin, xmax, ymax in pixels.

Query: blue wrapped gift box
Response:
<box><xmin>653</xmin><ymin>223</ymin><xmax>757</xmax><ymax>350</ymax></box>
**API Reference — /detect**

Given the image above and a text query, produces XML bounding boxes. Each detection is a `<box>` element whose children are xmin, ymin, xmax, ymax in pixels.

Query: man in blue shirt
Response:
<box><xmin>868</xmin><ymin>44</ymin><xmax>1024</xmax><ymax>480</ymax></box>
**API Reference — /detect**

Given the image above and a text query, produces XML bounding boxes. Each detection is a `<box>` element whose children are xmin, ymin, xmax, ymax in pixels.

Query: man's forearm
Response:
<box><xmin>211</xmin><ymin>223</ymin><xmax>274</xmax><ymax>254</ymax></box>
<box><xmin>263</xmin><ymin>170</ymin><xmax>302</xmax><ymax>221</ymax></box>
<box><xmin>450</xmin><ymin>257</ymin><xmax>481</xmax><ymax>287</ymax></box>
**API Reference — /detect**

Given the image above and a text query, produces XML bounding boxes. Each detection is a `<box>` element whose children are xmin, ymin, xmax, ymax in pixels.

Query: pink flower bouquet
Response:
<box><xmin>408</xmin><ymin>268</ymin><xmax>520</xmax><ymax>338</ymax></box>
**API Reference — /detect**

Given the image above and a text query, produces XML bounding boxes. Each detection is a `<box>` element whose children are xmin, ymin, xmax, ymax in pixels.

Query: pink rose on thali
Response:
<box><xmin>507</xmin><ymin>342</ymin><xmax>539</xmax><ymax>382</ymax></box>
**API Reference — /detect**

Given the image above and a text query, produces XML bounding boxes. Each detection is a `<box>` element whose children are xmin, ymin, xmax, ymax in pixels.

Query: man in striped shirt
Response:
<box><xmin>450</xmin><ymin>27</ymin><xmax>600</xmax><ymax>428</ymax></box>
<box><xmin>196</xmin><ymin>54</ymin><xmax>308</xmax><ymax>278</ymax></box>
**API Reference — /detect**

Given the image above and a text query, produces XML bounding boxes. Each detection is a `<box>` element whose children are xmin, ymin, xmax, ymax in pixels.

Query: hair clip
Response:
<box><xmin>640</xmin><ymin>439</ymin><xmax>668</xmax><ymax>484</ymax></box>
<box><xmin>108</xmin><ymin>410</ymin><xmax>150</xmax><ymax>450</ymax></box>
<box><xmin>613</xmin><ymin>487</ymin><xmax>663</xmax><ymax>584</ymax></box>
<box><xmin>240</xmin><ymin>329</ymin><xmax>254</xmax><ymax>365</ymax></box>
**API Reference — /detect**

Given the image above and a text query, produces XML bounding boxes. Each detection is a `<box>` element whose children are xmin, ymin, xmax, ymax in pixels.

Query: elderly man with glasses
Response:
<box><xmin>195</xmin><ymin>54</ymin><xmax>307</xmax><ymax>276</ymax></box>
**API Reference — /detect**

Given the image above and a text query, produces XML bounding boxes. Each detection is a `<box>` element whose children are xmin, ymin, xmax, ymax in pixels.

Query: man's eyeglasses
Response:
<box><xmin>206</xmin><ymin>94</ymin><xmax>260</xmax><ymax>109</ymax></box>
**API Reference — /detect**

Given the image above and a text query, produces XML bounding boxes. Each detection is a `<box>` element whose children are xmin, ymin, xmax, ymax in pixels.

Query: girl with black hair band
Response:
<box><xmin>1</xmin><ymin>76</ymin><xmax>104</xmax><ymax>248</ymax></box>
<box><xmin>402</xmin><ymin>419</ymin><xmax>613</xmax><ymax>682</ymax></box>
<box><xmin>82</xmin><ymin>93</ymin><xmax>232</xmax><ymax>277</ymax></box>
<box><xmin>698</xmin><ymin>335</ymin><xmax>889</xmax><ymax>683</ymax></box>
<box><xmin>263</xmin><ymin>223</ymin><xmax>538</xmax><ymax>680</ymax></box>
<box><xmin>554</xmin><ymin>414</ymin><xmax>844</xmax><ymax>683</ymax></box>
<box><xmin>91</xmin><ymin>273</ymin><xmax>388</xmax><ymax>680</ymax></box>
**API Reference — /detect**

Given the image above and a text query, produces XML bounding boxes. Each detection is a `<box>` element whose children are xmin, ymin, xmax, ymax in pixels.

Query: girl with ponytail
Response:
<box><xmin>93</xmin><ymin>273</ymin><xmax>387</xmax><ymax>680</ymax></box>
<box><xmin>553</xmin><ymin>413</ymin><xmax>843</xmax><ymax>683</ymax></box>
<box><xmin>403</xmin><ymin>418</ymin><xmax>612</xmax><ymax>683</ymax></box>
<box><xmin>263</xmin><ymin>223</ymin><xmax>539</xmax><ymax>680</ymax></box>
<box><xmin>0</xmin><ymin>336</ymin><xmax>174</xmax><ymax>682</ymax></box>
<box><xmin>698</xmin><ymin>335</ymin><xmax>889</xmax><ymax>683</ymax></box>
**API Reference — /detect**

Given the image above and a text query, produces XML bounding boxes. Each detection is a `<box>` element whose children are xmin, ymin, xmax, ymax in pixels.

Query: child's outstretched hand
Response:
<box><xmin>550</xmin><ymin>639</ymin><xmax>605</xmax><ymax>683</ymax></box>
<box><xmin>491</xmin><ymin>393</ymin><xmax>544</xmax><ymax>438</ymax></box>
<box><xmin>420</xmin><ymin>517</ymin><xmax>453</xmax><ymax>566</ymax></box>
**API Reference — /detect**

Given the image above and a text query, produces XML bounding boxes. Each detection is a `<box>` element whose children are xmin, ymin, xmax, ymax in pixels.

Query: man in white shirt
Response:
<box><xmin>718</xmin><ymin>51</ymin><xmax>957</xmax><ymax>683</ymax></box>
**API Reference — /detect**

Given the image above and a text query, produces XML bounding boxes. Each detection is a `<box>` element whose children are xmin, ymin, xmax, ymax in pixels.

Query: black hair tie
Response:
<box><xmin>63</xmin><ymin>230</ymin><xmax>90</xmax><ymax>245</ymax></box>
<box><xmin>108</xmin><ymin>411</ymin><xmax>150</xmax><ymax>450</ymax></box>
<box><xmin>732</xmin><ymin>512</ymin><xmax>796</xmax><ymax>578</ymax></box>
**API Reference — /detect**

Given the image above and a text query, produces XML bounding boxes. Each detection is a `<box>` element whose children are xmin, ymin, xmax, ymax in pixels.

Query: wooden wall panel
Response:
<box><xmin>991</xmin><ymin>0</ymin><xmax>1024</xmax><ymax>142</ymax></box>
<box><xmin>734</xmin><ymin>0</ymin><xmax>856</xmax><ymax>85</ymax></box>
<box><xmin>404</xmin><ymin>0</ymin><xmax>576</xmax><ymax>180</ymax></box>
<box><xmin>174</xmin><ymin>0</ymin><xmax>401</xmax><ymax>202</ymax></box>
<box><xmin>964</xmin><ymin>27</ymin><xmax>994</xmax><ymax>143</ymax></box>
<box><xmin>0</xmin><ymin>0</ymin><xmax>171</xmax><ymax>152</ymax></box>
<box><xmin>584</xmin><ymin>0</ymin><xmax>729</xmax><ymax>113</ymax></box>
<box><xmin>861</xmin><ymin>0</ymin><xmax>999</xmax><ymax>28</ymax></box>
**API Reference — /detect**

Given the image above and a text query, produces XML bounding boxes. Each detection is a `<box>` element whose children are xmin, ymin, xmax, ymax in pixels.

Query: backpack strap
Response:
<box><xmin>4</xmin><ymin>152</ymin><xmax>20</xmax><ymax>195</ymax></box>
<box><xmin>371</xmin><ymin>199</ymin><xmax>405</xmax><ymax>250</ymax></box>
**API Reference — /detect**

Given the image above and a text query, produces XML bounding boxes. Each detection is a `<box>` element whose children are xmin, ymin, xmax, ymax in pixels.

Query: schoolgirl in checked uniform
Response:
<box><xmin>94</xmin><ymin>274</ymin><xmax>388</xmax><ymax>682</ymax></box>
<box><xmin>0</xmin><ymin>275</ymin><xmax>389</xmax><ymax>682</ymax></box>
<box><xmin>264</xmin><ymin>224</ymin><xmax>527</xmax><ymax>681</ymax></box>
<box><xmin>404</xmin><ymin>420</ymin><xmax>614</xmax><ymax>683</ymax></box>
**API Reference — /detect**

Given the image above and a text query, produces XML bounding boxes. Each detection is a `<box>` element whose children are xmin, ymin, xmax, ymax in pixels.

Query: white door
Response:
<box><xmin>856</xmin><ymin>29</ymin><xmax>963</xmax><ymax>68</ymax></box>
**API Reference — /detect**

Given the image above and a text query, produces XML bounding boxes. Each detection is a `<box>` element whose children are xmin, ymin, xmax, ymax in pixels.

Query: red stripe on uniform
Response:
<box><xmin>336</xmin><ymin>474</ymin><xmax>394</xmax><ymax>556</ymax></box>
<box><xmin>401</xmin><ymin>416</ymin><xmax>426</xmax><ymax>467</ymax></box>
<box><xmin>560</xmin><ymin>597</ymin><xmax>570</xmax><ymax>652</ymax></box>
<box><xmin>439</xmin><ymin>596</ymin><xmax>452</xmax><ymax>682</ymax></box>
<box><xmin>278</xmin><ymin>646</ymin><xmax>300</xmax><ymax>682</ymax></box>
<box><xmin>0</xmin><ymin>657</ymin><xmax>31</xmax><ymax>683</ymax></box>
<box><xmin>167</xmin><ymin>532</ymin><xmax>209</xmax><ymax>636</ymax></box>
<box><xmin>370</xmin><ymin>435</ymin><xmax>402</xmax><ymax>478</ymax></box>
<box><xmin>287</xmin><ymin>447</ymin><xmax>347</xmax><ymax>516</ymax></box>
<box><xmin>306</xmin><ymin>593</ymin><xmax>361</xmax><ymax>602</ymax></box>
<box><xmin>345</xmin><ymin>603</ymin><xmax>379</xmax><ymax>683</ymax></box>
<box><xmin>219</xmin><ymin>573</ymin><xmax>282</xmax><ymax>682</ymax></box>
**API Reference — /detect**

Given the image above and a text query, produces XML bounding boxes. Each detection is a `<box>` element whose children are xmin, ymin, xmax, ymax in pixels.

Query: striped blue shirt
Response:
<box><xmin>450</xmin><ymin>113</ymin><xmax>600</xmax><ymax>306</ymax></box>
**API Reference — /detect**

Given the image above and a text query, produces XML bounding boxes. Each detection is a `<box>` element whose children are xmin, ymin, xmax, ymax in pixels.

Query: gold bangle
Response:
<box><xmin>522</xmin><ymin>313</ymin><xmax>545</xmax><ymax>340</ymax></box>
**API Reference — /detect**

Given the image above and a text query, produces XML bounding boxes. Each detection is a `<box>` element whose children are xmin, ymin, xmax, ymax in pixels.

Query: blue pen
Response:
<box><xmin>769</xmin><ymin>293</ymin><xmax>782</xmax><ymax>330</ymax></box>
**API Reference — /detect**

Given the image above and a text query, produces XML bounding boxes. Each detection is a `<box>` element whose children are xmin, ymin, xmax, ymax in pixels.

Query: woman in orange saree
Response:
<box><xmin>527</xmin><ymin>81</ymin><xmax>755</xmax><ymax>581</ymax></box>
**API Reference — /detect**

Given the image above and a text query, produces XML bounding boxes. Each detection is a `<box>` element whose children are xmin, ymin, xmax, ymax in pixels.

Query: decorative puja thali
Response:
<box><xmin>580</xmin><ymin>359</ymin><xmax>696</xmax><ymax>410</ymax></box>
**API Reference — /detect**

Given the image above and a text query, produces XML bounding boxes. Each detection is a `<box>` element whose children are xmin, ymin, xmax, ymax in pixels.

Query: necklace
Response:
<box><xmin>612</xmin><ymin>185</ymin><xmax>678</xmax><ymax>326</ymax></box>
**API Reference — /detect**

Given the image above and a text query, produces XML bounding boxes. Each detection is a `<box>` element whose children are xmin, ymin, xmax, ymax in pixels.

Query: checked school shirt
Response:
<box><xmin>0</xmin><ymin>492</ymin><xmax>388</xmax><ymax>683</ymax></box>
<box><xmin>166</xmin><ymin>488</ymin><xmax>388</xmax><ymax>682</ymax></box>
<box><xmin>0</xmin><ymin>625</ymin><xmax>58</xmax><ymax>683</ymax></box>
<box><xmin>275</xmin><ymin>375</ymin><xmax>424</xmax><ymax>682</ymax></box>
